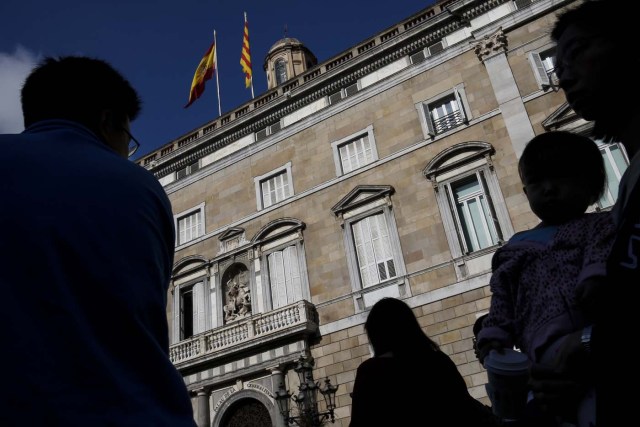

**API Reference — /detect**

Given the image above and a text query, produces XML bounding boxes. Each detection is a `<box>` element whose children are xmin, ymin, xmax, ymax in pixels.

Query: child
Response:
<box><xmin>476</xmin><ymin>131</ymin><xmax>615</xmax><ymax>426</ymax></box>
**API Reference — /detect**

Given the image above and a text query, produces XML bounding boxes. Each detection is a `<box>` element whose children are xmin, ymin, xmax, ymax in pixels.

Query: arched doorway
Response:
<box><xmin>220</xmin><ymin>398</ymin><xmax>272</xmax><ymax>427</ymax></box>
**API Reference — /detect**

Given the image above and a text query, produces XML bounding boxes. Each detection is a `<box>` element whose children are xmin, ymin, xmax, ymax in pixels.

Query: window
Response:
<box><xmin>176</xmin><ymin>160</ymin><xmax>200</xmax><ymax>180</ymax></box>
<box><xmin>424</xmin><ymin>142</ymin><xmax>514</xmax><ymax>259</ymax></box>
<box><xmin>254</xmin><ymin>162</ymin><xmax>294</xmax><ymax>210</ymax></box>
<box><xmin>331</xmin><ymin>125</ymin><xmax>378</xmax><ymax>176</ymax></box>
<box><xmin>275</xmin><ymin>58</ymin><xmax>288</xmax><ymax>85</ymax></box>
<box><xmin>417</xmin><ymin>84</ymin><xmax>471</xmax><ymax>139</ymax></box>
<box><xmin>175</xmin><ymin>203</ymin><xmax>205</xmax><ymax>246</ymax></box>
<box><xmin>446</xmin><ymin>171</ymin><xmax>501</xmax><ymax>253</ymax></box>
<box><xmin>171</xmin><ymin>256</ymin><xmax>212</xmax><ymax>344</ymax></box>
<box><xmin>597</xmin><ymin>140</ymin><xmax>629</xmax><ymax>209</ymax></box>
<box><xmin>267</xmin><ymin>246</ymin><xmax>303</xmax><ymax>308</ymax></box>
<box><xmin>529</xmin><ymin>48</ymin><xmax>558</xmax><ymax>90</ymax></box>
<box><xmin>253</xmin><ymin>218</ymin><xmax>310</xmax><ymax>311</ymax></box>
<box><xmin>352</xmin><ymin>213</ymin><xmax>397</xmax><ymax>287</ymax></box>
<box><xmin>332</xmin><ymin>185</ymin><xmax>407</xmax><ymax>309</ymax></box>
<box><xmin>178</xmin><ymin>281</ymin><xmax>206</xmax><ymax>339</ymax></box>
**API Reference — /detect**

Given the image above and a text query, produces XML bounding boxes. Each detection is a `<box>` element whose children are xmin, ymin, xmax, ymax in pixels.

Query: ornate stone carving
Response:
<box><xmin>222</xmin><ymin>265</ymin><xmax>252</xmax><ymax>323</ymax></box>
<box><xmin>473</xmin><ymin>27</ymin><xmax>507</xmax><ymax>62</ymax></box>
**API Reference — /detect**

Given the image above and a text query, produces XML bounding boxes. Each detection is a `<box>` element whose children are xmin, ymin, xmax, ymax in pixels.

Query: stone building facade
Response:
<box><xmin>136</xmin><ymin>0</ymin><xmax>627</xmax><ymax>425</ymax></box>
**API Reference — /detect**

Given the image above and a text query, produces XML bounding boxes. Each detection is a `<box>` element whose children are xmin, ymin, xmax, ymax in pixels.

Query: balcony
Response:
<box><xmin>169</xmin><ymin>300</ymin><xmax>319</xmax><ymax>370</ymax></box>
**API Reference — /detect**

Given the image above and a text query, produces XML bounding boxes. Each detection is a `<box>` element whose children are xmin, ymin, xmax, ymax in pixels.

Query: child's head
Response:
<box><xmin>518</xmin><ymin>131</ymin><xmax>605</xmax><ymax>225</ymax></box>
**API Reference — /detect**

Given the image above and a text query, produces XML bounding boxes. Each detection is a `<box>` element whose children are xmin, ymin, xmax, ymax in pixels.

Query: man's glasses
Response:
<box><xmin>121</xmin><ymin>127</ymin><xmax>141</xmax><ymax>158</ymax></box>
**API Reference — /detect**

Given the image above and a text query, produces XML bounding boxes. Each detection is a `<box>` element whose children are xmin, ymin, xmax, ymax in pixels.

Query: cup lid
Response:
<box><xmin>484</xmin><ymin>348</ymin><xmax>530</xmax><ymax>374</ymax></box>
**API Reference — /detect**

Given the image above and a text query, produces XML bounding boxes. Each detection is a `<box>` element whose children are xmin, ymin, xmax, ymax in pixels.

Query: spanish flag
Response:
<box><xmin>185</xmin><ymin>40</ymin><xmax>216</xmax><ymax>108</ymax></box>
<box><xmin>240</xmin><ymin>12</ymin><xmax>253</xmax><ymax>92</ymax></box>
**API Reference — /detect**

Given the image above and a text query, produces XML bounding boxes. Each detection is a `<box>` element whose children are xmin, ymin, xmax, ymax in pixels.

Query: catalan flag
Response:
<box><xmin>240</xmin><ymin>12</ymin><xmax>254</xmax><ymax>97</ymax></box>
<box><xmin>185</xmin><ymin>39</ymin><xmax>216</xmax><ymax>108</ymax></box>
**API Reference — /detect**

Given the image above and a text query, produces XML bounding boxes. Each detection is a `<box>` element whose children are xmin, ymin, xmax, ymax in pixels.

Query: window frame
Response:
<box><xmin>331</xmin><ymin>185</ymin><xmax>408</xmax><ymax>311</ymax></box>
<box><xmin>416</xmin><ymin>83</ymin><xmax>472</xmax><ymax>140</ymax></box>
<box><xmin>528</xmin><ymin>47</ymin><xmax>558</xmax><ymax>90</ymax></box>
<box><xmin>424</xmin><ymin>142</ymin><xmax>513</xmax><ymax>260</ymax></box>
<box><xmin>174</xmin><ymin>202</ymin><xmax>205</xmax><ymax>247</ymax></box>
<box><xmin>595</xmin><ymin>139</ymin><xmax>630</xmax><ymax>210</ymax></box>
<box><xmin>330</xmin><ymin>125</ymin><xmax>379</xmax><ymax>176</ymax></box>
<box><xmin>275</xmin><ymin>58</ymin><xmax>288</xmax><ymax>85</ymax></box>
<box><xmin>254</xmin><ymin>162</ymin><xmax>294</xmax><ymax>210</ymax></box>
<box><xmin>253</xmin><ymin>219</ymin><xmax>310</xmax><ymax>312</ymax></box>
<box><xmin>171</xmin><ymin>256</ymin><xmax>212</xmax><ymax>345</ymax></box>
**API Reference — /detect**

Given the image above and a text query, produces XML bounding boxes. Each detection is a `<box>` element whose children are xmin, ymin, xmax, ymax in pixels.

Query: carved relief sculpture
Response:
<box><xmin>223</xmin><ymin>267</ymin><xmax>251</xmax><ymax>323</ymax></box>
<box><xmin>473</xmin><ymin>27</ymin><xmax>507</xmax><ymax>62</ymax></box>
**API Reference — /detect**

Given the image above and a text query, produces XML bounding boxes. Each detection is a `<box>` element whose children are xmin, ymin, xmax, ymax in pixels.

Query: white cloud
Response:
<box><xmin>0</xmin><ymin>46</ymin><xmax>39</xmax><ymax>134</ymax></box>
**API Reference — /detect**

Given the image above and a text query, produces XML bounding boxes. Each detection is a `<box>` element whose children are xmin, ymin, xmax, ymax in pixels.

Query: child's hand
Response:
<box><xmin>476</xmin><ymin>340</ymin><xmax>504</xmax><ymax>365</ymax></box>
<box><xmin>575</xmin><ymin>277</ymin><xmax>605</xmax><ymax>321</ymax></box>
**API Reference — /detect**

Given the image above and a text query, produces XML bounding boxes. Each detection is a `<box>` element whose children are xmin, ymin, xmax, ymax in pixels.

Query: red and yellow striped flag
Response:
<box><xmin>185</xmin><ymin>40</ymin><xmax>216</xmax><ymax>108</ymax></box>
<box><xmin>240</xmin><ymin>13</ymin><xmax>252</xmax><ymax>89</ymax></box>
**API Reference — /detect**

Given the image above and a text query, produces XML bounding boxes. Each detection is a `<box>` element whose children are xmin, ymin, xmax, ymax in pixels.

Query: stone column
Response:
<box><xmin>473</xmin><ymin>27</ymin><xmax>535</xmax><ymax>158</ymax></box>
<box><xmin>196</xmin><ymin>388</ymin><xmax>210</xmax><ymax>427</ymax></box>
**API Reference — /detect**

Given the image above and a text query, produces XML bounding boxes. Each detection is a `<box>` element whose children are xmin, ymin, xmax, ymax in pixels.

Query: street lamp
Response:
<box><xmin>275</xmin><ymin>355</ymin><xmax>339</xmax><ymax>426</ymax></box>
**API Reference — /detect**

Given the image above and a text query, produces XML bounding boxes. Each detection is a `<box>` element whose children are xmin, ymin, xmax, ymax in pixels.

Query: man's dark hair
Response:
<box><xmin>21</xmin><ymin>56</ymin><xmax>141</xmax><ymax>134</ymax></box>
<box><xmin>518</xmin><ymin>131</ymin><xmax>606</xmax><ymax>205</ymax></box>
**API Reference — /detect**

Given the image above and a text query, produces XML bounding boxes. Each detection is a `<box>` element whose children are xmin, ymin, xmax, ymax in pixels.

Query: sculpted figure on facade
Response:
<box><xmin>223</xmin><ymin>269</ymin><xmax>252</xmax><ymax>323</ymax></box>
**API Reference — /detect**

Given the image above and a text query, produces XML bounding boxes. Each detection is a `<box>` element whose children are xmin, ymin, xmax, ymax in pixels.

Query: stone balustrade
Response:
<box><xmin>169</xmin><ymin>299</ymin><xmax>318</xmax><ymax>366</ymax></box>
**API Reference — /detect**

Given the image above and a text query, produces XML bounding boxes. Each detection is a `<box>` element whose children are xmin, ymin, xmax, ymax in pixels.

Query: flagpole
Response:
<box><xmin>214</xmin><ymin>29</ymin><xmax>222</xmax><ymax>117</ymax></box>
<box><xmin>245</xmin><ymin>12</ymin><xmax>255</xmax><ymax>99</ymax></box>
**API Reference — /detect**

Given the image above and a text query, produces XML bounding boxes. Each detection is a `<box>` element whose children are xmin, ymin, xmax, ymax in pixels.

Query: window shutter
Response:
<box><xmin>410</xmin><ymin>49</ymin><xmax>426</xmax><ymax>64</ymax></box>
<box><xmin>427</xmin><ymin>41</ymin><xmax>444</xmax><ymax>56</ymax></box>
<box><xmin>528</xmin><ymin>51</ymin><xmax>550</xmax><ymax>88</ymax></box>
<box><xmin>353</xmin><ymin>217</ymin><xmax>379</xmax><ymax>287</ymax></box>
<box><xmin>268</xmin><ymin>252</ymin><xmax>287</xmax><ymax>308</ymax></box>
<box><xmin>515</xmin><ymin>0</ymin><xmax>533</xmax><ymax>10</ymax></box>
<box><xmin>256</xmin><ymin>128</ymin><xmax>269</xmax><ymax>141</ymax></box>
<box><xmin>453</xmin><ymin>87</ymin><xmax>468</xmax><ymax>123</ymax></box>
<box><xmin>284</xmin><ymin>246</ymin><xmax>302</xmax><ymax>303</ymax></box>
<box><xmin>193</xmin><ymin>282</ymin><xmax>206</xmax><ymax>334</ymax></box>
<box><xmin>270</xmin><ymin>122</ymin><xmax>282</xmax><ymax>133</ymax></box>
<box><xmin>345</xmin><ymin>83</ymin><xmax>359</xmax><ymax>97</ymax></box>
<box><xmin>423</xmin><ymin>104</ymin><xmax>436</xmax><ymax>137</ymax></box>
<box><xmin>174</xmin><ymin>293</ymin><xmax>181</xmax><ymax>343</ymax></box>
<box><xmin>329</xmin><ymin>91</ymin><xmax>343</xmax><ymax>104</ymax></box>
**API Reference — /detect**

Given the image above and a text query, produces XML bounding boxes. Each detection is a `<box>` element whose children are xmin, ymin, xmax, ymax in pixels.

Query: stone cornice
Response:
<box><xmin>147</xmin><ymin>0</ymin><xmax>512</xmax><ymax>178</ymax></box>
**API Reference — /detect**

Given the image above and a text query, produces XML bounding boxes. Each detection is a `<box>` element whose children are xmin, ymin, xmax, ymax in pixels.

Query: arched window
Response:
<box><xmin>275</xmin><ymin>59</ymin><xmax>288</xmax><ymax>85</ymax></box>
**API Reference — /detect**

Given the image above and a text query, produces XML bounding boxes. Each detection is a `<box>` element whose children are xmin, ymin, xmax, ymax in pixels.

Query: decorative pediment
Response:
<box><xmin>423</xmin><ymin>141</ymin><xmax>494</xmax><ymax>179</ymax></box>
<box><xmin>251</xmin><ymin>218</ymin><xmax>305</xmax><ymax>244</ymax></box>
<box><xmin>172</xmin><ymin>255</ymin><xmax>208</xmax><ymax>276</ymax></box>
<box><xmin>541</xmin><ymin>102</ymin><xmax>593</xmax><ymax>133</ymax></box>
<box><xmin>331</xmin><ymin>185</ymin><xmax>394</xmax><ymax>216</ymax></box>
<box><xmin>218</xmin><ymin>227</ymin><xmax>245</xmax><ymax>241</ymax></box>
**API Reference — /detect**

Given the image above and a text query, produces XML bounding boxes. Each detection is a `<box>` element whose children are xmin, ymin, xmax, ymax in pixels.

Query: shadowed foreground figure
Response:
<box><xmin>0</xmin><ymin>56</ymin><xmax>196</xmax><ymax>427</ymax></box>
<box><xmin>529</xmin><ymin>1</ymin><xmax>640</xmax><ymax>425</ymax></box>
<box><xmin>349</xmin><ymin>297</ymin><xmax>497</xmax><ymax>427</ymax></box>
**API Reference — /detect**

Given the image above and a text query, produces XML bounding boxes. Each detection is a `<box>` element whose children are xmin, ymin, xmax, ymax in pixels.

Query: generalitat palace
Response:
<box><xmin>135</xmin><ymin>0</ymin><xmax>625</xmax><ymax>425</ymax></box>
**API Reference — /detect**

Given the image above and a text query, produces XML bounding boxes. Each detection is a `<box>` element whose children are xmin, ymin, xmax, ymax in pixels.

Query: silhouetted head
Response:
<box><xmin>518</xmin><ymin>131</ymin><xmax>605</xmax><ymax>225</ymax></box>
<box><xmin>365</xmin><ymin>297</ymin><xmax>439</xmax><ymax>357</ymax></box>
<box><xmin>552</xmin><ymin>0</ymin><xmax>636</xmax><ymax>145</ymax></box>
<box><xmin>21</xmin><ymin>56</ymin><xmax>141</xmax><ymax>157</ymax></box>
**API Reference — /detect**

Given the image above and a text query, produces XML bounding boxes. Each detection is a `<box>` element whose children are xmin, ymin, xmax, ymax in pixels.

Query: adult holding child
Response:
<box><xmin>476</xmin><ymin>131</ymin><xmax>614</xmax><ymax>427</ymax></box>
<box><xmin>529</xmin><ymin>1</ymin><xmax>640</xmax><ymax>425</ymax></box>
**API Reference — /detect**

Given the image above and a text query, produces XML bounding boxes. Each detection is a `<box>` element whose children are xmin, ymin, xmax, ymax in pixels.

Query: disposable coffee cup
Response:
<box><xmin>483</xmin><ymin>348</ymin><xmax>530</xmax><ymax>421</ymax></box>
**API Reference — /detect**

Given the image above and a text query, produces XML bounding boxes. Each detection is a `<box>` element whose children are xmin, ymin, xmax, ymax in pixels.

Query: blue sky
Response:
<box><xmin>0</xmin><ymin>0</ymin><xmax>436</xmax><ymax>159</ymax></box>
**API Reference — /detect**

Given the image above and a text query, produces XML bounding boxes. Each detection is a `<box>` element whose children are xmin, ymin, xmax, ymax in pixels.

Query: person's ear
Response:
<box><xmin>98</xmin><ymin>109</ymin><xmax>115</xmax><ymax>142</ymax></box>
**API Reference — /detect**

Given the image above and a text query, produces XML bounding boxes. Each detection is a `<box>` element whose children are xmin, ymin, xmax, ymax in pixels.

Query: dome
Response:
<box><xmin>268</xmin><ymin>37</ymin><xmax>303</xmax><ymax>54</ymax></box>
